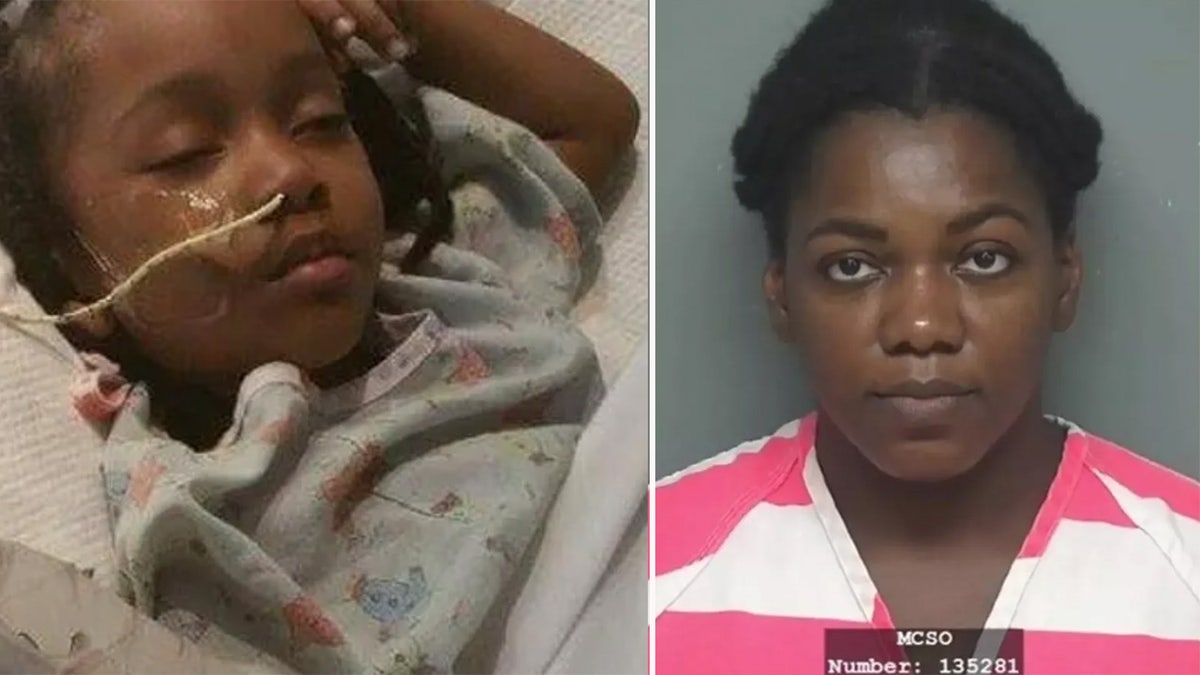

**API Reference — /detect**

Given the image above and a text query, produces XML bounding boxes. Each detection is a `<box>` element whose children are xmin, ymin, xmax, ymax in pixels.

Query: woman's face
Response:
<box><xmin>765</xmin><ymin>109</ymin><xmax>1082</xmax><ymax>482</ymax></box>
<box><xmin>48</xmin><ymin>0</ymin><xmax>385</xmax><ymax>384</ymax></box>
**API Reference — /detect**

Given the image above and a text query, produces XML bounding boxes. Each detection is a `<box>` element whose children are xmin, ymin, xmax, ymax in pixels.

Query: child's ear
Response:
<box><xmin>60</xmin><ymin>301</ymin><xmax>115</xmax><ymax>344</ymax></box>
<box><xmin>49</xmin><ymin>244</ymin><xmax>115</xmax><ymax>342</ymax></box>
<box><xmin>763</xmin><ymin>259</ymin><xmax>794</xmax><ymax>342</ymax></box>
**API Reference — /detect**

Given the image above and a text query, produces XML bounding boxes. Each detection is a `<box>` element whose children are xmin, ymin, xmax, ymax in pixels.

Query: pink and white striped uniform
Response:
<box><xmin>655</xmin><ymin>414</ymin><xmax>1200</xmax><ymax>674</ymax></box>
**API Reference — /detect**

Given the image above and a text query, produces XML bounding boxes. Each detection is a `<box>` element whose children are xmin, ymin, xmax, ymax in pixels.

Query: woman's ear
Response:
<box><xmin>764</xmin><ymin>259</ymin><xmax>795</xmax><ymax>342</ymax></box>
<box><xmin>1052</xmin><ymin>230</ymin><xmax>1083</xmax><ymax>332</ymax></box>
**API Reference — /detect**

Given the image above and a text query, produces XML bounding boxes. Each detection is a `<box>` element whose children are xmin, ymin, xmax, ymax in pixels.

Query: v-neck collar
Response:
<box><xmin>803</xmin><ymin>415</ymin><xmax>1091</xmax><ymax>655</ymax></box>
<box><xmin>315</xmin><ymin>309</ymin><xmax>447</xmax><ymax>419</ymax></box>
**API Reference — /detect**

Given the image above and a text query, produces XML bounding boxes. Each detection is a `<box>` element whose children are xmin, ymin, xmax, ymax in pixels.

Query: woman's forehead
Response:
<box><xmin>795</xmin><ymin>109</ymin><xmax>1045</xmax><ymax>219</ymax></box>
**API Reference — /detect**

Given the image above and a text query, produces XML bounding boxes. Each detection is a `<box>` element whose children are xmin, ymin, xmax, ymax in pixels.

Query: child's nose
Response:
<box><xmin>243</xmin><ymin>130</ymin><xmax>324</xmax><ymax>212</ymax></box>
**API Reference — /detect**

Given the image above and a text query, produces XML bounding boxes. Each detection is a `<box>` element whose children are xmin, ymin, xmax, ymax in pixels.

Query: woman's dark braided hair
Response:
<box><xmin>0</xmin><ymin>0</ymin><xmax>453</xmax><ymax>319</ymax></box>
<box><xmin>732</xmin><ymin>0</ymin><xmax>1103</xmax><ymax>258</ymax></box>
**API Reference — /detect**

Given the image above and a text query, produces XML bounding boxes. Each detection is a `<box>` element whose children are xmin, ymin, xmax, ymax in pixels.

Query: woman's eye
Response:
<box><xmin>825</xmin><ymin>256</ymin><xmax>882</xmax><ymax>283</ymax></box>
<box><xmin>957</xmin><ymin>249</ymin><xmax>1012</xmax><ymax>276</ymax></box>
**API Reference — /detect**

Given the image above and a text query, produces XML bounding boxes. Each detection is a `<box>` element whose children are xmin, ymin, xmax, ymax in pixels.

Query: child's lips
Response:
<box><xmin>250</xmin><ymin>221</ymin><xmax>366</xmax><ymax>298</ymax></box>
<box><xmin>264</xmin><ymin>232</ymin><xmax>348</xmax><ymax>275</ymax></box>
<box><xmin>262</xmin><ymin>253</ymin><xmax>358</xmax><ymax>299</ymax></box>
<box><xmin>275</xmin><ymin>254</ymin><xmax>354</xmax><ymax>288</ymax></box>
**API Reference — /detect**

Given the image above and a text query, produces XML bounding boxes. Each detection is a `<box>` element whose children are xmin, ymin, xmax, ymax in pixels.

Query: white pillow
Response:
<box><xmin>0</xmin><ymin>246</ymin><xmax>114</xmax><ymax>587</ymax></box>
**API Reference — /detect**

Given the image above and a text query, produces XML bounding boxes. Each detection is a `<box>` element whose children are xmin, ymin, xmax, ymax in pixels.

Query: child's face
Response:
<box><xmin>766</xmin><ymin>109</ymin><xmax>1082</xmax><ymax>482</ymax></box>
<box><xmin>49</xmin><ymin>0</ymin><xmax>386</xmax><ymax>384</ymax></box>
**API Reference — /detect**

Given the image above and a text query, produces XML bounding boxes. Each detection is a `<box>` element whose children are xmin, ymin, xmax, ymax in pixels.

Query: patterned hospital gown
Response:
<box><xmin>100</xmin><ymin>84</ymin><xmax>603</xmax><ymax>674</ymax></box>
<box><xmin>656</xmin><ymin>413</ymin><xmax>1200</xmax><ymax>675</ymax></box>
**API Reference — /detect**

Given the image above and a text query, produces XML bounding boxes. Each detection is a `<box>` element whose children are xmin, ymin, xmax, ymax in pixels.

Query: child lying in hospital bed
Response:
<box><xmin>0</xmin><ymin>0</ymin><xmax>639</xmax><ymax>671</ymax></box>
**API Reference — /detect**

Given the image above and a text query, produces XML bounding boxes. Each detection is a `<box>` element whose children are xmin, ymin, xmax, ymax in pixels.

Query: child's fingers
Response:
<box><xmin>339</xmin><ymin>0</ymin><xmax>413</xmax><ymax>61</ymax></box>
<box><xmin>376</xmin><ymin>0</ymin><xmax>405</xmax><ymax>26</ymax></box>
<box><xmin>294</xmin><ymin>0</ymin><xmax>355</xmax><ymax>74</ymax></box>
<box><xmin>297</xmin><ymin>0</ymin><xmax>358</xmax><ymax>45</ymax></box>
<box><xmin>316</xmin><ymin>27</ymin><xmax>354</xmax><ymax>75</ymax></box>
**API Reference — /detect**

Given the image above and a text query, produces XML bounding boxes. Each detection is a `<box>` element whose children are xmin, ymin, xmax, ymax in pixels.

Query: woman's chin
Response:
<box><xmin>867</xmin><ymin>439</ymin><xmax>988</xmax><ymax>483</ymax></box>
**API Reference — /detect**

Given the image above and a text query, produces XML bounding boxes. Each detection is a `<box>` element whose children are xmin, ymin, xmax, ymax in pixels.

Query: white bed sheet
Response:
<box><xmin>501</xmin><ymin>0</ymin><xmax>650</xmax><ymax>382</ymax></box>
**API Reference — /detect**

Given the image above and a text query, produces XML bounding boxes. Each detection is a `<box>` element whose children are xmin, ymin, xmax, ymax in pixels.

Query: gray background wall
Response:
<box><xmin>656</xmin><ymin>0</ymin><xmax>1200</xmax><ymax>478</ymax></box>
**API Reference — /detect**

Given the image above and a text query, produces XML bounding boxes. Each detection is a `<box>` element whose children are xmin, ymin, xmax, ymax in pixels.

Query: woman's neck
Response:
<box><xmin>816</xmin><ymin>400</ymin><xmax>1065</xmax><ymax>550</ymax></box>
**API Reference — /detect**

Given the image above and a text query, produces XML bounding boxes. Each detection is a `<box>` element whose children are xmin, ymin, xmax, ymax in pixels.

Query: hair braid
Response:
<box><xmin>732</xmin><ymin>0</ymin><xmax>1103</xmax><ymax>257</ymax></box>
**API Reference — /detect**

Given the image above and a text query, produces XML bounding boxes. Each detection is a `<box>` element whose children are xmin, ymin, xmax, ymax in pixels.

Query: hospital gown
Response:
<box><xmin>100</xmin><ymin>84</ymin><xmax>603</xmax><ymax>674</ymax></box>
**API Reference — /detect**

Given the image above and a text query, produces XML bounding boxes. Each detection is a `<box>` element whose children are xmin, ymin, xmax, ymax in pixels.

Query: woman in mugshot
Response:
<box><xmin>655</xmin><ymin>0</ymin><xmax>1199</xmax><ymax>673</ymax></box>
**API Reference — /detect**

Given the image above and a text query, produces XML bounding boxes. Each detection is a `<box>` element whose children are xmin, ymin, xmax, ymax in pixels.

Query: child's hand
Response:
<box><xmin>303</xmin><ymin>0</ymin><xmax>639</xmax><ymax>197</ymax></box>
<box><xmin>299</xmin><ymin>0</ymin><xmax>415</xmax><ymax>69</ymax></box>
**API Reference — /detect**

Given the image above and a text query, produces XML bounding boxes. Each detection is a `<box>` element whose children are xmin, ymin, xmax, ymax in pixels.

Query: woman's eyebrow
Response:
<box><xmin>805</xmin><ymin>218</ymin><xmax>888</xmax><ymax>243</ymax></box>
<box><xmin>946</xmin><ymin>203</ymin><xmax>1029</xmax><ymax>235</ymax></box>
<box><xmin>804</xmin><ymin>203</ymin><xmax>1030</xmax><ymax>244</ymax></box>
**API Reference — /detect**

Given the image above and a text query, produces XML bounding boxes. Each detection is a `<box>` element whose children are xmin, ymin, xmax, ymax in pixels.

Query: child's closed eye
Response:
<box><xmin>293</xmin><ymin>112</ymin><xmax>353</xmax><ymax>139</ymax></box>
<box><xmin>140</xmin><ymin>113</ymin><xmax>349</xmax><ymax>177</ymax></box>
<box><xmin>144</xmin><ymin>146</ymin><xmax>224</xmax><ymax>175</ymax></box>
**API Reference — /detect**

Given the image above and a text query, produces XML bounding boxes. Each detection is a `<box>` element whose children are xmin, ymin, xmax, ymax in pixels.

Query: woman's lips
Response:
<box><xmin>871</xmin><ymin>390</ymin><xmax>978</xmax><ymax>428</ymax></box>
<box><xmin>881</xmin><ymin>394</ymin><xmax>968</xmax><ymax>418</ymax></box>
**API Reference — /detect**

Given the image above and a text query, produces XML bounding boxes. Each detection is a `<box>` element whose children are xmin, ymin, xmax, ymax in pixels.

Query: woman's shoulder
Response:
<box><xmin>657</xmin><ymin>415</ymin><xmax>816</xmax><ymax>494</ymax></box>
<box><xmin>655</xmin><ymin>415</ymin><xmax>815</xmax><ymax>575</ymax></box>
<box><xmin>1060</xmin><ymin>417</ymin><xmax>1200</xmax><ymax>565</ymax></box>
<box><xmin>1061</xmin><ymin>416</ymin><xmax>1200</xmax><ymax>518</ymax></box>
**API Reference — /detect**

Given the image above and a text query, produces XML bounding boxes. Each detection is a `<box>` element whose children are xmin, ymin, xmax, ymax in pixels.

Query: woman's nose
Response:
<box><xmin>878</xmin><ymin>265</ymin><xmax>966</xmax><ymax>356</ymax></box>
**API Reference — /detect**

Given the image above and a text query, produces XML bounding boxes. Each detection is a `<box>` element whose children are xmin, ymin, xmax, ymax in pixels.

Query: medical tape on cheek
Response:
<box><xmin>0</xmin><ymin>194</ymin><xmax>285</xmax><ymax>326</ymax></box>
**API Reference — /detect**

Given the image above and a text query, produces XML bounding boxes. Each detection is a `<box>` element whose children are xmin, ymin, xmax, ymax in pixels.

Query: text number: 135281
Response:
<box><xmin>938</xmin><ymin>657</ymin><xmax>1021</xmax><ymax>674</ymax></box>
